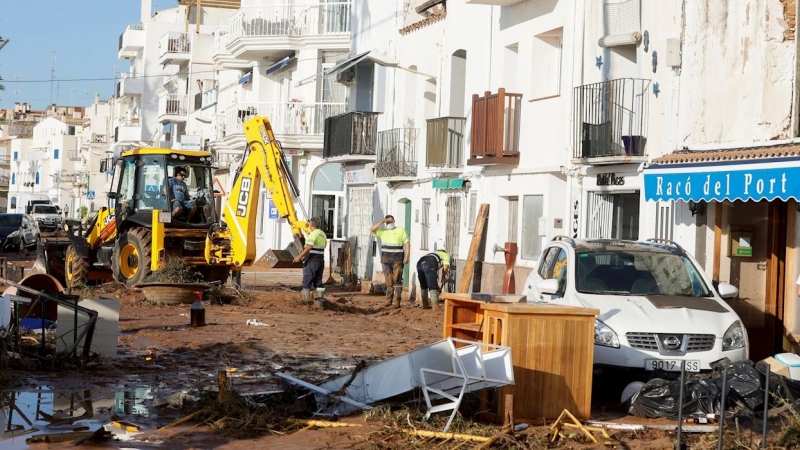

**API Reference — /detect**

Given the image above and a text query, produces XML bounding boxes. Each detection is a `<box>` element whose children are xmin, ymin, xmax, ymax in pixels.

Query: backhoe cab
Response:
<box><xmin>57</xmin><ymin>115</ymin><xmax>306</xmax><ymax>290</ymax></box>
<box><xmin>64</xmin><ymin>149</ymin><xmax>229</xmax><ymax>288</ymax></box>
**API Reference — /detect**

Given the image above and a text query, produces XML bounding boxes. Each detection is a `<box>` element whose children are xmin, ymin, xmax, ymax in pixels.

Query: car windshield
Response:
<box><xmin>34</xmin><ymin>205</ymin><xmax>58</xmax><ymax>214</ymax></box>
<box><xmin>575</xmin><ymin>250</ymin><xmax>712</xmax><ymax>297</ymax></box>
<box><xmin>0</xmin><ymin>215</ymin><xmax>22</xmax><ymax>227</ymax></box>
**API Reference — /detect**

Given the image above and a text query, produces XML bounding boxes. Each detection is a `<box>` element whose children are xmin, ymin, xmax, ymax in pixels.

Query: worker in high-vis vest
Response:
<box><xmin>416</xmin><ymin>248</ymin><xmax>450</xmax><ymax>310</ymax></box>
<box><xmin>293</xmin><ymin>217</ymin><xmax>327</xmax><ymax>304</ymax></box>
<box><xmin>371</xmin><ymin>214</ymin><xmax>410</xmax><ymax>308</ymax></box>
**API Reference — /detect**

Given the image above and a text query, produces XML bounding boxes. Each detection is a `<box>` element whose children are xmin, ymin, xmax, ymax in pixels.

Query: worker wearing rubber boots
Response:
<box><xmin>371</xmin><ymin>215</ymin><xmax>410</xmax><ymax>308</ymax></box>
<box><xmin>293</xmin><ymin>217</ymin><xmax>327</xmax><ymax>305</ymax></box>
<box><xmin>416</xmin><ymin>249</ymin><xmax>450</xmax><ymax>310</ymax></box>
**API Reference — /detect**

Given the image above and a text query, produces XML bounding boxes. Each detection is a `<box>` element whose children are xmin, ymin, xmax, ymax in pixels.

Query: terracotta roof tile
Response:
<box><xmin>651</xmin><ymin>143</ymin><xmax>800</xmax><ymax>164</ymax></box>
<box><xmin>399</xmin><ymin>10</ymin><xmax>446</xmax><ymax>35</ymax></box>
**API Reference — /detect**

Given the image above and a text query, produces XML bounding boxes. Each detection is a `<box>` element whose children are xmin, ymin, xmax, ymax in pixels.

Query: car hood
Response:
<box><xmin>33</xmin><ymin>213</ymin><xmax>60</xmax><ymax>219</ymax></box>
<box><xmin>575</xmin><ymin>293</ymin><xmax>740</xmax><ymax>335</ymax></box>
<box><xmin>0</xmin><ymin>226</ymin><xmax>19</xmax><ymax>238</ymax></box>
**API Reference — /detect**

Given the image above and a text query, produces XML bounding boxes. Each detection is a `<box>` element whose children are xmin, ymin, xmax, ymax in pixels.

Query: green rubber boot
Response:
<box><xmin>420</xmin><ymin>289</ymin><xmax>431</xmax><ymax>309</ymax></box>
<box><xmin>301</xmin><ymin>289</ymin><xmax>311</xmax><ymax>304</ymax></box>
<box><xmin>430</xmin><ymin>290</ymin><xmax>440</xmax><ymax>311</ymax></box>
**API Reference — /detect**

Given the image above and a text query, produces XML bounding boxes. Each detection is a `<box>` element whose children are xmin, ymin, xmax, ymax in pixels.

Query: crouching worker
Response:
<box><xmin>416</xmin><ymin>248</ymin><xmax>450</xmax><ymax>310</ymax></box>
<box><xmin>293</xmin><ymin>217</ymin><xmax>327</xmax><ymax>304</ymax></box>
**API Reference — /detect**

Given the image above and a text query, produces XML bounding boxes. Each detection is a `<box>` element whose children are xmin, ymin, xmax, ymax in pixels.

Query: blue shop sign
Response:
<box><xmin>644</xmin><ymin>159</ymin><xmax>800</xmax><ymax>202</ymax></box>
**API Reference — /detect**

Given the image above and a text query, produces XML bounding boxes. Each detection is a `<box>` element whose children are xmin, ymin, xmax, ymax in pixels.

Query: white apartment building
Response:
<box><xmin>9</xmin><ymin>117</ymin><xmax>80</xmax><ymax>213</ymax></box>
<box><xmin>115</xmin><ymin>0</ymin><xmax>239</xmax><ymax>152</ymax></box>
<box><xmin>208</xmin><ymin>0</ymin><xmax>352</xmax><ymax>259</ymax></box>
<box><xmin>342</xmin><ymin>0</ymin><xmax>800</xmax><ymax>359</ymax></box>
<box><xmin>79</xmin><ymin>95</ymin><xmax>113</xmax><ymax>216</ymax></box>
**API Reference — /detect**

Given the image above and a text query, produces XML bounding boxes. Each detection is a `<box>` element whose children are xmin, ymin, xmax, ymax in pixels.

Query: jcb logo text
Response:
<box><xmin>236</xmin><ymin>177</ymin><xmax>252</xmax><ymax>217</ymax></box>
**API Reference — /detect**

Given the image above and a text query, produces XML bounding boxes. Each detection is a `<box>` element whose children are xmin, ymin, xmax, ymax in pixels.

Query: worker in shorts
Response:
<box><xmin>416</xmin><ymin>248</ymin><xmax>450</xmax><ymax>310</ymax></box>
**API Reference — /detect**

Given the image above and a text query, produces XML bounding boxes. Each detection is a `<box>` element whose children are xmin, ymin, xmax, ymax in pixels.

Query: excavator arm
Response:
<box><xmin>206</xmin><ymin>116</ymin><xmax>310</xmax><ymax>268</ymax></box>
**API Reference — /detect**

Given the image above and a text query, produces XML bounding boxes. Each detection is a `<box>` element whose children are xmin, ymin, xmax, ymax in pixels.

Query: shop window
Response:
<box><xmin>586</xmin><ymin>191</ymin><xmax>640</xmax><ymax>240</ymax></box>
<box><xmin>522</xmin><ymin>195</ymin><xmax>544</xmax><ymax>260</ymax></box>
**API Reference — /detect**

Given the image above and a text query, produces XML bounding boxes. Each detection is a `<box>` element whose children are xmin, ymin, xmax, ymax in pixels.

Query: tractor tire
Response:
<box><xmin>65</xmin><ymin>245</ymin><xmax>89</xmax><ymax>288</ymax></box>
<box><xmin>113</xmin><ymin>228</ymin><xmax>153</xmax><ymax>287</ymax></box>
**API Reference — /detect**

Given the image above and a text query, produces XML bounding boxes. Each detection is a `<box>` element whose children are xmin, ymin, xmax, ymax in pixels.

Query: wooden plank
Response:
<box><xmin>785</xmin><ymin>199</ymin><xmax>797</xmax><ymax>350</ymax></box>
<box><xmin>458</xmin><ymin>204</ymin><xmax>490</xmax><ymax>293</ymax></box>
<box><xmin>441</xmin><ymin>294</ymin><xmax>599</xmax><ymax>316</ymax></box>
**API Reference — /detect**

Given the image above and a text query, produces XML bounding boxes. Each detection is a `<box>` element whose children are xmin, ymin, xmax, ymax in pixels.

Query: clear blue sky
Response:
<box><xmin>0</xmin><ymin>0</ymin><xmax>142</xmax><ymax>111</ymax></box>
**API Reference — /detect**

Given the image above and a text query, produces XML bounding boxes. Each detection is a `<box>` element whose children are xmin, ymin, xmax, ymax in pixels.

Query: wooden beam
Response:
<box><xmin>458</xmin><ymin>204</ymin><xmax>490</xmax><ymax>293</ymax></box>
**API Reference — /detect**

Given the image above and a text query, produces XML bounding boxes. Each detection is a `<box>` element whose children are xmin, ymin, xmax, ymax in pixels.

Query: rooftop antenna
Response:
<box><xmin>49</xmin><ymin>51</ymin><xmax>57</xmax><ymax>106</ymax></box>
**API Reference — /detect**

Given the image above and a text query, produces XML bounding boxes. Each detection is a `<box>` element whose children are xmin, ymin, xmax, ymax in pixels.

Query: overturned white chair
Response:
<box><xmin>420</xmin><ymin>338</ymin><xmax>514</xmax><ymax>432</ymax></box>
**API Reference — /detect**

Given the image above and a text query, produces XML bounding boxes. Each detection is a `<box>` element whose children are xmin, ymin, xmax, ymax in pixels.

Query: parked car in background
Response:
<box><xmin>0</xmin><ymin>213</ymin><xmax>40</xmax><ymax>251</ymax></box>
<box><xmin>30</xmin><ymin>204</ymin><xmax>62</xmax><ymax>232</ymax></box>
<box><xmin>522</xmin><ymin>237</ymin><xmax>748</xmax><ymax>376</ymax></box>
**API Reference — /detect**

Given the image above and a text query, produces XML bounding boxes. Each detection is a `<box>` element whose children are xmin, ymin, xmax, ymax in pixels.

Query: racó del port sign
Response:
<box><xmin>643</xmin><ymin>159</ymin><xmax>800</xmax><ymax>202</ymax></box>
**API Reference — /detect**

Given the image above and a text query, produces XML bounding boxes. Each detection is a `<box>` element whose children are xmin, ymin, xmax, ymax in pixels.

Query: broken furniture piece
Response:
<box><xmin>420</xmin><ymin>338</ymin><xmax>514</xmax><ymax>432</ymax></box>
<box><xmin>442</xmin><ymin>294</ymin><xmax>598</xmax><ymax>422</ymax></box>
<box><xmin>277</xmin><ymin>337</ymin><xmax>514</xmax><ymax>431</ymax></box>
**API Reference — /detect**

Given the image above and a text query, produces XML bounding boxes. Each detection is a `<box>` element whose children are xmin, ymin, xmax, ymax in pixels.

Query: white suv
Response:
<box><xmin>522</xmin><ymin>237</ymin><xmax>748</xmax><ymax>374</ymax></box>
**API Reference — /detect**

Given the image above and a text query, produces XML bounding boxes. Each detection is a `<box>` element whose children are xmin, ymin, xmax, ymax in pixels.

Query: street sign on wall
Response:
<box><xmin>268</xmin><ymin>200</ymin><xmax>279</xmax><ymax>219</ymax></box>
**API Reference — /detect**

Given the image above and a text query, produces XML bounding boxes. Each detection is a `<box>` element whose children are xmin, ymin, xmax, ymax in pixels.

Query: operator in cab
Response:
<box><xmin>416</xmin><ymin>245</ymin><xmax>450</xmax><ymax>310</ymax></box>
<box><xmin>293</xmin><ymin>217</ymin><xmax>327</xmax><ymax>304</ymax></box>
<box><xmin>169</xmin><ymin>166</ymin><xmax>197</xmax><ymax>222</ymax></box>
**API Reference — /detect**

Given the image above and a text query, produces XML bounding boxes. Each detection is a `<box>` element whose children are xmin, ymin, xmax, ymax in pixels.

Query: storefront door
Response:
<box><xmin>724</xmin><ymin>200</ymin><xmax>787</xmax><ymax>361</ymax></box>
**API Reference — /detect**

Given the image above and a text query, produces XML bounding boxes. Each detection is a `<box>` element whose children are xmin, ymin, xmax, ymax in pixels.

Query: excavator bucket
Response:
<box><xmin>264</xmin><ymin>250</ymin><xmax>303</xmax><ymax>269</ymax></box>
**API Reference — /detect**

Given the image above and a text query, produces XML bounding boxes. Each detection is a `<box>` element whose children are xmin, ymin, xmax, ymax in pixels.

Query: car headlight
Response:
<box><xmin>722</xmin><ymin>321</ymin><xmax>746</xmax><ymax>350</ymax></box>
<box><xmin>595</xmin><ymin>319</ymin><xmax>620</xmax><ymax>348</ymax></box>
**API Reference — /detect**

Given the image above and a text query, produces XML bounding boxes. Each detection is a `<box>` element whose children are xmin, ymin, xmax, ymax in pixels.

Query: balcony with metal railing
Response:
<box><xmin>228</xmin><ymin>2</ymin><xmax>351</xmax><ymax>60</ymax></box>
<box><xmin>323</xmin><ymin>112</ymin><xmax>379</xmax><ymax>160</ymax></box>
<box><xmin>426</xmin><ymin>117</ymin><xmax>465</xmax><ymax>172</ymax></box>
<box><xmin>468</xmin><ymin>88</ymin><xmax>522</xmax><ymax>166</ymax></box>
<box><xmin>218</xmin><ymin>101</ymin><xmax>346</xmax><ymax>146</ymax></box>
<box><xmin>118</xmin><ymin>23</ymin><xmax>144</xmax><ymax>59</ymax></box>
<box><xmin>375</xmin><ymin>128</ymin><xmax>418</xmax><ymax>181</ymax></box>
<box><xmin>0</xmin><ymin>175</ymin><xmax>8</xmax><ymax>190</ymax></box>
<box><xmin>158</xmin><ymin>95</ymin><xmax>189</xmax><ymax>123</ymax></box>
<box><xmin>572</xmin><ymin>78</ymin><xmax>650</xmax><ymax>165</ymax></box>
<box><xmin>158</xmin><ymin>32</ymin><xmax>191</xmax><ymax>65</ymax></box>
<box><xmin>0</xmin><ymin>154</ymin><xmax>10</xmax><ymax>167</ymax></box>
<box><xmin>115</xmin><ymin>120</ymin><xmax>142</xmax><ymax>143</ymax></box>
<box><xmin>212</xmin><ymin>27</ymin><xmax>250</xmax><ymax>69</ymax></box>
<box><xmin>117</xmin><ymin>72</ymin><xmax>143</xmax><ymax>98</ymax></box>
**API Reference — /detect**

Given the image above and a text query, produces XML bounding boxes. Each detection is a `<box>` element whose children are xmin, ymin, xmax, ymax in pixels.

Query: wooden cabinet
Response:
<box><xmin>442</xmin><ymin>294</ymin><xmax>599</xmax><ymax>422</ymax></box>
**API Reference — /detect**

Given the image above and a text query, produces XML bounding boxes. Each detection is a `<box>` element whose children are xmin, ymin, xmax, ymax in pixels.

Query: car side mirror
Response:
<box><xmin>717</xmin><ymin>283</ymin><xmax>738</xmax><ymax>299</ymax></box>
<box><xmin>536</xmin><ymin>279</ymin><xmax>560</xmax><ymax>295</ymax></box>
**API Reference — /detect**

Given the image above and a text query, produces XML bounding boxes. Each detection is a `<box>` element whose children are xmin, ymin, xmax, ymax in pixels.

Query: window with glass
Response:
<box><xmin>575</xmin><ymin>249</ymin><xmax>712</xmax><ymax>297</ymax></box>
<box><xmin>421</xmin><ymin>198</ymin><xmax>430</xmax><ymax>250</ymax></box>
<box><xmin>311</xmin><ymin>163</ymin><xmax>344</xmax><ymax>239</ymax></box>
<box><xmin>521</xmin><ymin>195</ymin><xmax>544</xmax><ymax>260</ymax></box>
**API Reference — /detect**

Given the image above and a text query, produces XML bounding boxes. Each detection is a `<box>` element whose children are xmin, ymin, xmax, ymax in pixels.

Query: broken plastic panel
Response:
<box><xmin>278</xmin><ymin>338</ymin><xmax>514</xmax><ymax>432</ymax></box>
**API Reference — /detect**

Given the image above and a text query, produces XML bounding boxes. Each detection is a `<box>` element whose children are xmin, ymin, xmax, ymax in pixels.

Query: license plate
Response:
<box><xmin>645</xmin><ymin>359</ymin><xmax>700</xmax><ymax>372</ymax></box>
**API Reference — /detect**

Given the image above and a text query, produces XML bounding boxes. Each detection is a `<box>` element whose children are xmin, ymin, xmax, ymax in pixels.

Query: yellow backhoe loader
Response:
<box><xmin>40</xmin><ymin>116</ymin><xmax>309</xmax><ymax>288</ymax></box>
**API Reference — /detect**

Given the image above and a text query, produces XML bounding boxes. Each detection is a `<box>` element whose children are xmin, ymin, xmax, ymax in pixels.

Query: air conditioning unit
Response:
<box><xmin>336</xmin><ymin>67</ymin><xmax>355</xmax><ymax>85</ymax></box>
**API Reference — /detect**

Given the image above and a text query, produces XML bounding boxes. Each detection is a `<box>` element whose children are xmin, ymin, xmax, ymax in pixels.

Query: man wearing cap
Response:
<box><xmin>169</xmin><ymin>166</ymin><xmax>197</xmax><ymax>222</ymax></box>
<box><xmin>416</xmin><ymin>248</ymin><xmax>450</xmax><ymax>310</ymax></box>
<box><xmin>293</xmin><ymin>217</ymin><xmax>327</xmax><ymax>304</ymax></box>
<box><xmin>371</xmin><ymin>215</ymin><xmax>410</xmax><ymax>308</ymax></box>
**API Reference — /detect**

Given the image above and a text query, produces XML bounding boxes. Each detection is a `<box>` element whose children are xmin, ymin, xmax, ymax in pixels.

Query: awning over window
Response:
<box><xmin>238</xmin><ymin>71</ymin><xmax>252</xmax><ymax>85</ymax></box>
<box><xmin>295</xmin><ymin>50</ymin><xmax>400</xmax><ymax>87</ymax></box>
<box><xmin>265</xmin><ymin>53</ymin><xmax>295</xmax><ymax>75</ymax></box>
<box><xmin>643</xmin><ymin>154</ymin><xmax>800</xmax><ymax>202</ymax></box>
<box><xmin>432</xmin><ymin>178</ymin><xmax>466</xmax><ymax>190</ymax></box>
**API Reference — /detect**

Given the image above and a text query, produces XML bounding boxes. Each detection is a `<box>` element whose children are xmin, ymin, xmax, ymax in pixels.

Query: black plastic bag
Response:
<box><xmin>723</xmin><ymin>360</ymin><xmax>764</xmax><ymax>411</ymax></box>
<box><xmin>629</xmin><ymin>377</ymin><xmax>719</xmax><ymax>420</ymax></box>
